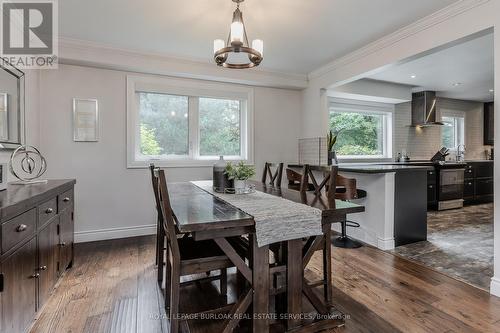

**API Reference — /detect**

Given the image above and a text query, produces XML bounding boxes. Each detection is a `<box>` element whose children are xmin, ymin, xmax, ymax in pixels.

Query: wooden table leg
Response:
<box><xmin>251</xmin><ymin>234</ymin><xmax>269</xmax><ymax>333</ymax></box>
<box><xmin>287</xmin><ymin>239</ymin><xmax>303</xmax><ymax>330</ymax></box>
<box><xmin>322</xmin><ymin>224</ymin><xmax>332</xmax><ymax>306</ymax></box>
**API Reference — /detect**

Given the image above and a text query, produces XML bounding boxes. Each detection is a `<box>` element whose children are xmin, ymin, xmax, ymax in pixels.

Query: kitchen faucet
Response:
<box><xmin>456</xmin><ymin>144</ymin><xmax>466</xmax><ymax>161</ymax></box>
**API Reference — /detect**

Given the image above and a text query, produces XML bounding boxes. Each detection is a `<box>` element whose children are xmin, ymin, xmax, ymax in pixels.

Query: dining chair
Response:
<box><xmin>298</xmin><ymin>164</ymin><xmax>338</xmax><ymax>306</ymax></box>
<box><xmin>149</xmin><ymin>163</ymin><xmax>164</xmax><ymax>284</ymax></box>
<box><xmin>156</xmin><ymin>169</ymin><xmax>233</xmax><ymax>333</ymax></box>
<box><xmin>262</xmin><ymin>162</ymin><xmax>284</xmax><ymax>187</ymax></box>
<box><xmin>286</xmin><ymin>167</ymin><xmax>315</xmax><ymax>191</ymax></box>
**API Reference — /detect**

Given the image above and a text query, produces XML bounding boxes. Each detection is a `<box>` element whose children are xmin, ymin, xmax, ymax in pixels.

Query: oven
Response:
<box><xmin>437</xmin><ymin>167</ymin><xmax>465</xmax><ymax>210</ymax></box>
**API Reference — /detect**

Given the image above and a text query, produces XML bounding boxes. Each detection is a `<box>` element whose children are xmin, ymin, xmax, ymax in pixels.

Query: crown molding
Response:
<box><xmin>58</xmin><ymin>37</ymin><xmax>308</xmax><ymax>90</ymax></box>
<box><xmin>308</xmin><ymin>0</ymin><xmax>491</xmax><ymax>80</ymax></box>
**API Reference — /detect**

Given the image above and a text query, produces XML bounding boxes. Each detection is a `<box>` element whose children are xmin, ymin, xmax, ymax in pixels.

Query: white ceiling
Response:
<box><xmin>59</xmin><ymin>0</ymin><xmax>458</xmax><ymax>75</ymax></box>
<box><xmin>368</xmin><ymin>33</ymin><xmax>494</xmax><ymax>102</ymax></box>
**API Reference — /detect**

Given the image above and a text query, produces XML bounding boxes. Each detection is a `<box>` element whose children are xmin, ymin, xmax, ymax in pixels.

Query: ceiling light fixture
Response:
<box><xmin>410</xmin><ymin>75</ymin><xmax>416</xmax><ymax>79</ymax></box>
<box><xmin>213</xmin><ymin>0</ymin><xmax>263</xmax><ymax>69</ymax></box>
<box><xmin>490</xmin><ymin>89</ymin><xmax>494</xmax><ymax>93</ymax></box>
<box><xmin>452</xmin><ymin>82</ymin><xmax>462</xmax><ymax>87</ymax></box>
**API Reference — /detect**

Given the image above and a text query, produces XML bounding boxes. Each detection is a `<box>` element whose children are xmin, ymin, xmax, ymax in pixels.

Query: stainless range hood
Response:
<box><xmin>411</xmin><ymin>91</ymin><xmax>444</xmax><ymax>127</ymax></box>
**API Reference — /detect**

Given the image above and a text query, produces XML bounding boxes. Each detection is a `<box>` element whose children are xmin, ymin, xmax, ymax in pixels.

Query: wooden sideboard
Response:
<box><xmin>0</xmin><ymin>179</ymin><xmax>76</xmax><ymax>333</ymax></box>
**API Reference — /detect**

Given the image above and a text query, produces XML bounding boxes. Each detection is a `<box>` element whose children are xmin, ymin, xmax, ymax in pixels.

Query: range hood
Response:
<box><xmin>411</xmin><ymin>91</ymin><xmax>444</xmax><ymax>127</ymax></box>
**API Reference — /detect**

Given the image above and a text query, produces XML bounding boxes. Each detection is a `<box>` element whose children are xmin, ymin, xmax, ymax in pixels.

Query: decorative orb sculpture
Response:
<box><xmin>9</xmin><ymin>145</ymin><xmax>47</xmax><ymax>182</ymax></box>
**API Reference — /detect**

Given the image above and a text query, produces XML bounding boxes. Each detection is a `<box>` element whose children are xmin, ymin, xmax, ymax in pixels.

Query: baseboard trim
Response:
<box><xmin>490</xmin><ymin>276</ymin><xmax>500</xmax><ymax>297</ymax></box>
<box><xmin>74</xmin><ymin>224</ymin><xmax>156</xmax><ymax>243</ymax></box>
<box><xmin>377</xmin><ymin>237</ymin><xmax>395</xmax><ymax>251</ymax></box>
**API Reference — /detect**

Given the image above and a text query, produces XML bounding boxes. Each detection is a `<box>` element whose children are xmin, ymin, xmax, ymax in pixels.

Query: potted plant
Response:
<box><xmin>327</xmin><ymin>130</ymin><xmax>339</xmax><ymax>165</ymax></box>
<box><xmin>224</xmin><ymin>161</ymin><xmax>256</xmax><ymax>192</ymax></box>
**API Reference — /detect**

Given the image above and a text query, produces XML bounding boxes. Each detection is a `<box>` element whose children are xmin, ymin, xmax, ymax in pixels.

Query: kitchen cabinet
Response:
<box><xmin>0</xmin><ymin>180</ymin><xmax>75</xmax><ymax>333</ymax></box>
<box><xmin>427</xmin><ymin>169</ymin><xmax>437</xmax><ymax>206</ymax></box>
<box><xmin>484</xmin><ymin>102</ymin><xmax>494</xmax><ymax>146</ymax></box>
<box><xmin>463</xmin><ymin>161</ymin><xmax>493</xmax><ymax>204</ymax></box>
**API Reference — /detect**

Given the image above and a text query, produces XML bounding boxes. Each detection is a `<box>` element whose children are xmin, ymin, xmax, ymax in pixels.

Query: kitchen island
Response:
<box><xmin>288</xmin><ymin>164</ymin><xmax>433</xmax><ymax>250</ymax></box>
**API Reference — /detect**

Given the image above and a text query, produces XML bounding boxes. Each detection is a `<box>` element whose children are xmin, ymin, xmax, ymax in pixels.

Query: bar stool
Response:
<box><xmin>331</xmin><ymin>174</ymin><xmax>367</xmax><ymax>248</ymax></box>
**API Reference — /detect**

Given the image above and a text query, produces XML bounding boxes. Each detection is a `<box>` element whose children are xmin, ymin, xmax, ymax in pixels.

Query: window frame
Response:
<box><xmin>127</xmin><ymin>75</ymin><xmax>254</xmax><ymax>168</ymax></box>
<box><xmin>440</xmin><ymin>110</ymin><xmax>465</xmax><ymax>152</ymax></box>
<box><xmin>329</xmin><ymin>98</ymin><xmax>394</xmax><ymax>161</ymax></box>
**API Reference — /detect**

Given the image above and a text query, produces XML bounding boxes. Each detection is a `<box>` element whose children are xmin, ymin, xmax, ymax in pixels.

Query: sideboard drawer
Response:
<box><xmin>58</xmin><ymin>189</ymin><xmax>73</xmax><ymax>212</ymax></box>
<box><xmin>1</xmin><ymin>208</ymin><xmax>36</xmax><ymax>254</ymax></box>
<box><xmin>38</xmin><ymin>197</ymin><xmax>57</xmax><ymax>228</ymax></box>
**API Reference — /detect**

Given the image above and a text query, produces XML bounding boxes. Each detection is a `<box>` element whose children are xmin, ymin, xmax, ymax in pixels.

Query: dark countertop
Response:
<box><xmin>288</xmin><ymin>164</ymin><xmax>433</xmax><ymax>174</ymax></box>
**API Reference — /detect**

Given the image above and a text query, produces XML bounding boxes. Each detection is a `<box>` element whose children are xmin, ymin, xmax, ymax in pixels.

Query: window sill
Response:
<box><xmin>127</xmin><ymin>158</ymin><xmax>252</xmax><ymax>169</ymax></box>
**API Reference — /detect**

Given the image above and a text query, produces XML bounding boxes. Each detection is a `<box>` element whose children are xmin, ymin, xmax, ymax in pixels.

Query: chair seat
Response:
<box><xmin>178</xmin><ymin>238</ymin><xmax>233</xmax><ymax>276</ymax></box>
<box><xmin>179</xmin><ymin>237</ymin><xmax>226</xmax><ymax>261</ymax></box>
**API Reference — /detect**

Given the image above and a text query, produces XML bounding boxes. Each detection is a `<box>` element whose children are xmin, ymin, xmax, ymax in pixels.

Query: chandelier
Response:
<box><xmin>213</xmin><ymin>0</ymin><xmax>263</xmax><ymax>69</ymax></box>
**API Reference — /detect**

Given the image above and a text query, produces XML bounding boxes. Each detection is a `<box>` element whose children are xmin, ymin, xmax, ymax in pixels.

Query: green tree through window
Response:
<box><xmin>329</xmin><ymin>111</ymin><xmax>384</xmax><ymax>156</ymax></box>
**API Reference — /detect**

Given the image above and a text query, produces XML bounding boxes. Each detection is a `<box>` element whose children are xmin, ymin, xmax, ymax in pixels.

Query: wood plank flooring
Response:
<box><xmin>29</xmin><ymin>236</ymin><xmax>500</xmax><ymax>333</ymax></box>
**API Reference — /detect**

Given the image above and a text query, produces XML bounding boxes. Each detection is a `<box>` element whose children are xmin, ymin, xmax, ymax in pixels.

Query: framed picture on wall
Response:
<box><xmin>0</xmin><ymin>93</ymin><xmax>8</xmax><ymax>141</ymax></box>
<box><xmin>73</xmin><ymin>98</ymin><xmax>99</xmax><ymax>142</ymax></box>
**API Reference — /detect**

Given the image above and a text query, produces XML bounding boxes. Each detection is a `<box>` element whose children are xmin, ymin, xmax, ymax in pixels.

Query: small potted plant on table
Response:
<box><xmin>327</xmin><ymin>130</ymin><xmax>339</xmax><ymax>166</ymax></box>
<box><xmin>224</xmin><ymin>161</ymin><xmax>256</xmax><ymax>193</ymax></box>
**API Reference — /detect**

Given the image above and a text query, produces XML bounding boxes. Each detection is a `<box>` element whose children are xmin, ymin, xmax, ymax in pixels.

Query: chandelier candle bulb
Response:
<box><xmin>213</xmin><ymin>39</ymin><xmax>225</xmax><ymax>53</ymax></box>
<box><xmin>230</xmin><ymin>21</ymin><xmax>244</xmax><ymax>44</ymax></box>
<box><xmin>252</xmin><ymin>39</ymin><xmax>263</xmax><ymax>56</ymax></box>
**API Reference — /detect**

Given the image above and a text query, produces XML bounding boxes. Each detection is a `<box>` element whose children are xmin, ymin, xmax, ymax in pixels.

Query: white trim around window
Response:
<box><xmin>329</xmin><ymin>98</ymin><xmax>394</xmax><ymax>161</ymax></box>
<box><xmin>126</xmin><ymin>75</ymin><xmax>254</xmax><ymax>168</ymax></box>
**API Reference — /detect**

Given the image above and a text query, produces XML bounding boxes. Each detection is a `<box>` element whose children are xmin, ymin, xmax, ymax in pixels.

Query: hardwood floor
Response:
<box><xmin>29</xmin><ymin>236</ymin><xmax>500</xmax><ymax>333</ymax></box>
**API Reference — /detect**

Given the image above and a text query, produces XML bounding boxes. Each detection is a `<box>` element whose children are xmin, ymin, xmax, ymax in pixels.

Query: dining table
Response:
<box><xmin>167</xmin><ymin>180</ymin><xmax>365</xmax><ymax>332</ymax></box>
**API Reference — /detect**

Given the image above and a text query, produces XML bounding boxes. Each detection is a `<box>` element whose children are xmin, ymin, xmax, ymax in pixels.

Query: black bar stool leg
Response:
<box><xmin>332</xmin><ymin>220</ymin><xmax>362</xmax><ymax>249</ymax></box>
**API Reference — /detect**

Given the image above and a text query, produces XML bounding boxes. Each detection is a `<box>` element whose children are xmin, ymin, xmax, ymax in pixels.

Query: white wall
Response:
<box><xmin>39</xmin><ymin>64</ymin><xmax>301</xmax><ymax>242</ymax></box>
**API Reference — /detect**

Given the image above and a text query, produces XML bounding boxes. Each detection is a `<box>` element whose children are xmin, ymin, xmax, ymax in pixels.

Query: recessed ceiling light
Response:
<box><xmin>410</xmin><ymin>75</ymin><xmax>416</xmax><ymax>79</ymax></box>
<box><xmin>452</xmin><ymin>82</ymin><xmax>462</xmax><ymax>87</ymax></box>
<box><xmin>490</xmin><ymin>89</ymin><xmax>494</xmax><ymax>93</ymax></box>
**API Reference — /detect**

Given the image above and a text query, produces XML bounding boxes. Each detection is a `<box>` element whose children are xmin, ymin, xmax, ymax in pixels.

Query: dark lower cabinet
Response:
<box><xmin>0</xmin><ymin>180</ymin><xmax>75</xmax><ymax>333</ymax></box>
<box><xmin>37</xmin><ymin>218</ymin><xmax>59</xmax><ymax>308</ymax></box>
<box><xmin>59</xmin><ymin>209</ymin><xmax>74</xmax><ymax>271</ymax></box>
<box><xmin>1</xmin><ymin>238</ymin><xmax>36</xmax><ymax>333</ymax></box>
<box><xmin>463</xmin><ymin>179</ymin><xmax>475</xmax><ymax>201</ymax></box>
<box><xmin>463</xmin><ymin>162</ymin><xmax>493</xmax><ymax>205</ymax></box>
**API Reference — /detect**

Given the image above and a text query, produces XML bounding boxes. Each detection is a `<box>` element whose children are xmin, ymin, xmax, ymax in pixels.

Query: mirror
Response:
<box><xmin>0</xmin><ymin>61</ymin><xmax>24</xmax><ymax>149</ymax></box>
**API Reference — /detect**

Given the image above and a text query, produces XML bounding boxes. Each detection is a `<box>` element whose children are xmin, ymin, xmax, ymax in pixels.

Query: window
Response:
<box><xmin>127</xmin><ymin>76</ymin><xmax>253</xmax><ymax>168</ymax></box>
<box><xmin>441</xmin><ymin>115</ymin><xmax>465</xmax><ymax>150</ymax></box>
<box><xmin>329</xmin><ymin>99</ymin><xmax>393</xmax><ymax>159</ymax></box>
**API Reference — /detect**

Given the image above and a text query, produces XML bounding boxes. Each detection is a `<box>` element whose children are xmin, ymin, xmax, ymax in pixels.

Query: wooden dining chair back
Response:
<box><xmin>150</xmin><ymin>164</ymin><xmax>164</xmax><ymax>285</ymax></box>
<box><xmin>262</xmin><ymin>162</ymin><xmax>284</xmax><ymax>187</ymax></box>
<box><xmin>156</xmin><ymin>169</ymin><xmax>233</xmax><ymax>333</ymax></box>
<box><xmin>332</xmin><ymin>174</ymin><xmax>358</xmax><ymax>200</ymax></box>
<box><xmin>300</xmin><ymin>164</ymin><xmax>338</xmax><ymax>208</ymax></box>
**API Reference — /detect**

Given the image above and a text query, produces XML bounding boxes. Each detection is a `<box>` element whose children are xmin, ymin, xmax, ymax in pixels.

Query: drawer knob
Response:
<box><xmin>63</xmin><ymin>197</ymin><xmax>70</xmax><ymax>202</ymax></box>
<box><xmin>31</xmin><ymin>273</ymin><xmax>40</xmax><ymax>279</ymax></box>
<box><xmin>60</xmin><ymin>242</ymin><xmax>66</xmax><ymax>247</ymax></box>
<box><xmin>45</xmin><ymin>208</ymin><xmax>53</xmax><ymax>214</ymax></box>
<box><xmin>39</xmin><ymin>266</ymin><xmax>47</xmax><ymax>271</ymax></box>
<box><xmin>16</xmin><ymin>224</ymin><xmax>27</xmax><ymax>232</ymax></box>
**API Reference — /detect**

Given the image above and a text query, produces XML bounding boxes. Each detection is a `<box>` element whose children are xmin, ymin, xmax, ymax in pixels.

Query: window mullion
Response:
<box><xmin>189</xmin><ymin>97</ymin><xmax>199</xmax><ymax>159</ymax></box>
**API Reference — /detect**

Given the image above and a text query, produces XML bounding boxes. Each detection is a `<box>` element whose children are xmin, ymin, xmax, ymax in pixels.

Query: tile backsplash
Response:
<box><xmin>394</xmin><ymin>98</ymin><xmax>492</xmax><ymax>161</ymax></box>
